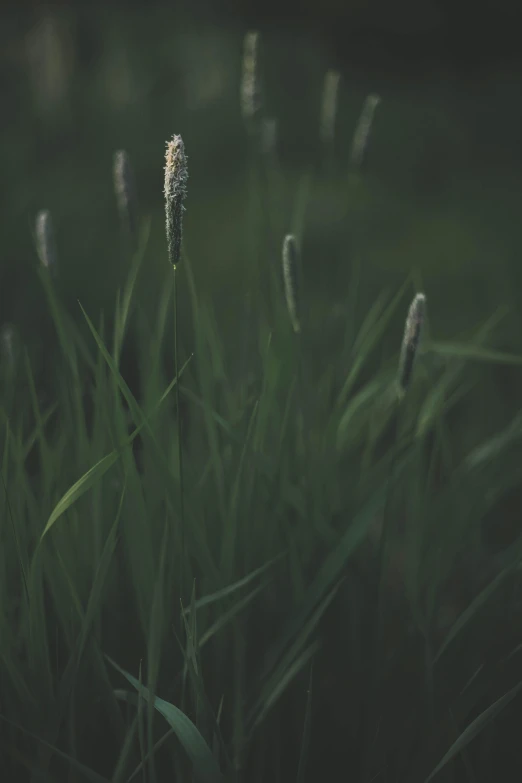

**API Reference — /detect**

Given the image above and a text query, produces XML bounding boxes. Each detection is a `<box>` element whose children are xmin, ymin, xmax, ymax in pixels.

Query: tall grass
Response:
<box><xmin>2</xmin><ymin>31</ymin><xmax>522</xmax><ymax>783</ymax></box>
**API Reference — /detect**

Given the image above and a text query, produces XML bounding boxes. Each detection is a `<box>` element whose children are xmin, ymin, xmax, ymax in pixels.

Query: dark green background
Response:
<box><xmin>1</xmin><ymin>3</ymin><xmax>521</xmax><ymax>367</ymax></box>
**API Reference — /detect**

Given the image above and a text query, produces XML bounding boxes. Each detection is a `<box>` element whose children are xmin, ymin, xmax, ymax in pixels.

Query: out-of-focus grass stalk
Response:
<box><xmin>34</xmin><ymin>209</ymin><xmax>91</xmax><ymax>465</ymax></box>
<box><xmin>350</xmin><ymin>94</ymin><xmax>381</xmax><ymax>170</ymax></box>
<box><xmin>360</xmin><ymin>291</ymin><xmax>427</xmax><ymax>781</ymax></box>
<box><xmin>320</xmin><ymin>69</ymin><xmax>340</xmax><ymax>175</ymax></box>
<box><xmin>113</xmin><ymin>149</ymin><xmax>139</xmax><ymax>251</ymax></box>
<box><xmin>164</xmin><ymin>134</ymin><xmax>188</xmax><ymax>599</ymax></box>
<box><xmin>240</xmin><ymin>30</ymin><xmax>262</xmax><ymax>136</ymax></box>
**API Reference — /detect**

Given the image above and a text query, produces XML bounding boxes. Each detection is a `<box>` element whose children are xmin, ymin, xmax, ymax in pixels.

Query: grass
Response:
<box><xmin>2</xmin><ymin>27</ymin><xmax>522</xmax><ymax>783</ymax></box>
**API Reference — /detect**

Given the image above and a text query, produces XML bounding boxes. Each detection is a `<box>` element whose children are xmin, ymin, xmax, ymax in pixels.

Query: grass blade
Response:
<box><xmin>106</xmin><ymin>657</ymin><xmax>223</xmax><ymax>783</ymax></box>
<box><xmin>425</xmin><ymin>681</ymin><xmax>522</xmax><ymax>782</ymax></box>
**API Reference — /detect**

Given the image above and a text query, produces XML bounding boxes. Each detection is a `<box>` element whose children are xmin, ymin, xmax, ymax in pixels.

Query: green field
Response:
<box><xmin>2</xmin><ymin>11</ymin><xmax>522</xmax><ymax>782</ymax></box>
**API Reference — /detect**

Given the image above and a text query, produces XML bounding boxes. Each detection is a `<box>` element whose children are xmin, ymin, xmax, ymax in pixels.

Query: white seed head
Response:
<box><xmin>397</xmin><ymin>292</ymin><xmax>426</xmax><ymax>395</ymax></box>
<box><xmin>350</xmin><ymin>93</ymin><xmax>381</xmax><ymax>168</ymax></box>
<box><xmin>282</xmin><ymin>234</ymin><xmax>301</xmax><ymax>334</ymax></box>
<box><xmin>164</xmin><ymin>134</ymin><xmax>188</xmax><ymax>268</ymax></box>
<box><xmin>35</xmin><ymin>209</ymin><xmax>57</xmax><ymax>271</ymax></box>
<box><xmin>240</xmin><ymin>30</ymin><xmax>262</xmax><ymax>126</ymax></box>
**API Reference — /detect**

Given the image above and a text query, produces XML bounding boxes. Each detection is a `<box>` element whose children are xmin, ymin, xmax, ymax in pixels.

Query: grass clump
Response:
<box><xmin>2</xmin><ymin>32</ymin><xmax>522</xmax><ymax>783</ymax></box>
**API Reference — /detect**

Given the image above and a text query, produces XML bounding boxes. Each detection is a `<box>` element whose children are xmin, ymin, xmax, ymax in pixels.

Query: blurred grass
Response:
<box><xmin>2</xmin><ymin>8</ymin><xmax>522</xmax><ymax>783</ymax></box>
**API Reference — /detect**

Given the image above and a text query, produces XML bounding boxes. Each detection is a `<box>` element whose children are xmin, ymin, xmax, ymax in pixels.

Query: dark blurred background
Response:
<box><xmin>1</xmin><ymin>0</ymin><xmax>521</xmax><ymax>387</ymax></box>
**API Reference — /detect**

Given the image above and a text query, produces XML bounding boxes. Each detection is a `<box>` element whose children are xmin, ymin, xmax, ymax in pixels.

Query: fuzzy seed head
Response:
<box><xmin>113</xmin><ymin>149</ymin><xmax>138</xmax><ymax>242</ymax></box>
<box><xmin>164</xmin><ymin>134</ymin><xmax>188</xmax><ymax>268</ymax></box>
<box><xmin>240</xmin><ymin>30</ymin><xmax>262</xmax><ymax>126</ymax></box>
<box><xmin>282</xmin><ymin>234</ymin><xmax>301</xmax><ymax>334</ymax></box>
<box><xmin>350</xmin><ymin>93</ymin><xmax>381</xmax><ymax>168</ymax></box>
<box><xmin>398</xmin><ymin>292</ymin><xmax>426</xmax><ymax>395</ymax></box>
<box><xmin>320</xmin><ymin>69</ymin><xmax>340</xmax><ymax>145</ymax></box>
<box><xmin>35</xmin><ymin>209</ymin><xmax>57</xmax><ymax>271</ymax></box>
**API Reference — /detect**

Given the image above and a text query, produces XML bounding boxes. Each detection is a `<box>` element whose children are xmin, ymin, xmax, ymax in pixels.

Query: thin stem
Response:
<box><xmin>173</xmin><ymin>264</ymin><xmax>185</xmax><ymax>601</ymax></box>
<box><xmin>360</xmin><ymin>400</ymin><xmax>401</xmax><ymax>782</ymax></box>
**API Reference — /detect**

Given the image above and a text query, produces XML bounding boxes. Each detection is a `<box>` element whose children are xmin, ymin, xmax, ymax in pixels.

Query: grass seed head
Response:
<box><xmin>350</xmin><ymin>93</ymin><xmax>381</xmax><ymax>168</ymax></box>
<box><xmin>282</xmin><ymin>234</ymin><xmax>301</xmax><ymax>334</ymax></box>
<box><xmin>320</xmin><ymin>69</ymin><xmax>341</xmax><ymax>146</ymax></box>
<box><xmin>35</xmin><ymin>209</ymin><xmax>57</xmax><ymax>271</ymax></box>
<box><xmin>113</xmin><ymin>149</ymin><xmax>138</xmax><ymax>243</ymax></box>
<box><xmin>397</xmin><ymin>292</ymin><xmax>426</xmax><ymax>396</ymax></box>
<box><xmin>164</xmin><ymin>134</ymin><xmax>188</xmax><ymax>269</ymax></box>
<box><xmin>240</xmin><ymin>30</ymin><xmax>262</xmax><ymax>128</ymax></box>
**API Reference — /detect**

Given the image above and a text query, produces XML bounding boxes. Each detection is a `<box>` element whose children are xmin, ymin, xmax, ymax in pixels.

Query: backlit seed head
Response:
<box><xmin>240</xmin><ymin>30</ymin><xmax>262</xmax><ymax>128</ymax></box>
<box><xmin>350</xmin><ymin>93</ymin><xmax>381</xmax><ymax>168</ymax></box>
<box><xmin>113</xmin><ymin>149</ymin><xmax>138</xmax><ymax>243</ymax></box>
<box><xmin>164</xmin><ymin>134</ymin><xmax>188</xmax><ymax>268</ymax></box>
<box><xmin>35</xmin><ymin>209</ymin><xmax>57</xmax><ymax>271</ymax></box>
<box><xmin>282</xmin><ymin>234</ymin><xmax>301</xmax><ymax>334</ymax></box>
<box><xmin>397</xmin><ymin>292</ymin><xmax>426</xmax><ymax>395</ymax></box>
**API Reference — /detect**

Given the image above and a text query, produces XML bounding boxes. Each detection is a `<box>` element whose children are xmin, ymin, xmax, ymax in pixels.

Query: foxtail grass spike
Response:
<box><xmin>320</xmin><ymin>70</ymin><xmax>340</xmax><ymax>146</ymax></box>
<box><xmin>35</xmin><ymin>209</ymin><xmax>57</xmax><ymax>271</ymax></box>
<box><xmin>350</xmin><ymin>93</ymin><xmax>381</xmax><ymax>168</ymax></box>
<box><xmin>397</xmin><ymin>293</ymin><xmax>426</xmax><ymax>395</ymax></box>
<box><xmin>240</xmin><ymin>30</ymin><xmax>262</xmax><ymax>128</ymax></box>
<box><xmin>164</xmin><ymin>134</ymin><xmax>188</xmax><ymax>269</ymax></box>
<box><xmin>282</xmin><ymin>234</ymin><xmax>301</xmax><ymax>334</ymax></box>
<box><xmin>113</xmin><ymin>149</ymin><xmax>138</xmax><ymax>243</ymax></box>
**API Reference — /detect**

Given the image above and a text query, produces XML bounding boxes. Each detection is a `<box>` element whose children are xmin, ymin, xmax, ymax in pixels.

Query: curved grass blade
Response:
<box><xmin>106</xmin><ymin>657</ymin><xmax>223</xmax><ymax>783</ymax></box>
<box><xmin>197</xmin><ymin>578</ymin><xmax>270</xmax><ymax>651</ymax></box>
<box><xmin>335</xmin><ymin>280</ymin><xmax>410</xmax><ymax>412</ymax></box>
<box><xmin>252</xmin><ymin>641</ymin><xmax>319</xmax><ymax>732</ymax></box>
<box><xmin>434</xmin><ymin>561</ymin><xmax>517</xmax><ymax>664</ymax></box>
<box><xmin>249</xmin><ymin>583</ymin><xmax>340</xmax><ymax>731</ymax></box>
<box><xmin>465</xmin><ymin>410</ymin><xmax>522</xmax><ymax>470</ymax></box>
<box><xmin>336</xmin><ymin>378</ymin><xmax>383</xmax><ymax>452</ymax></box>
<box><xmin>40</xmin><ymin>361</ymin><xmax>190</xmax><ymax>542</ymax></box>
<box><xmin>428</xmin><ymin>341</ymin><xmax>522</xmax><ymax>366</ymax></box>
<box><xmin>40</xmin><ymin>451</ymin><xmax>120</xmax><ymax>542</ymax></box>
<box><xmin>184</xmin><ymin>553</ymin><xmax>284</xmax><ymax>615</ymax></box>
<box><xmin>425</xmin><ymin>681</ymin><xmax>522</xmax><ymax>782</ymax></box>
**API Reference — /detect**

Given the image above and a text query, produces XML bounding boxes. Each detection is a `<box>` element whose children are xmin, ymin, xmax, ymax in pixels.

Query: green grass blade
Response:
<box><xmin>428</xmin><ymin>341</ymin><xmax>522</xmax><ymax>366</ymax></box>
<box><xmin>425</xmin><ymin>681</ymin><xmax>522</xmax><ymax>782</ymax></box>
<box><xmin>40</xmin><ymin>358</ymin><xmax>190</xmax><ymax>543</ymax></box>
<box><xmin>106</xmin><ymin>657</ymin><xmax>223</xmax><ymax>783</ymax></box>
<box><xmin>184</xmin><ymin>554</ymin><xmax>284</xmax><ymax>615</ymax></box>
<box><xmin>197</xmin><ymin>579</ymin><xmax>270</xmax><ymax>651</ymax></box>
<box><xmin>249</xmin><ymin>583</ymin><xmax>340</xmax><ymax>731</ymax></box>
<box><xmin>40</xmin><ymin>450</ymin><xmax>121</xmax><ymax>541</ymax></box>
<box><xmin>251</xmin><ymin>642</ymin><xmax>319</xmax><ymax>732</ymax></box>
<box><xmin>434</xmin><ymin>564</ymin><xmax>515</xmax><ymax>663</ymax></box>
